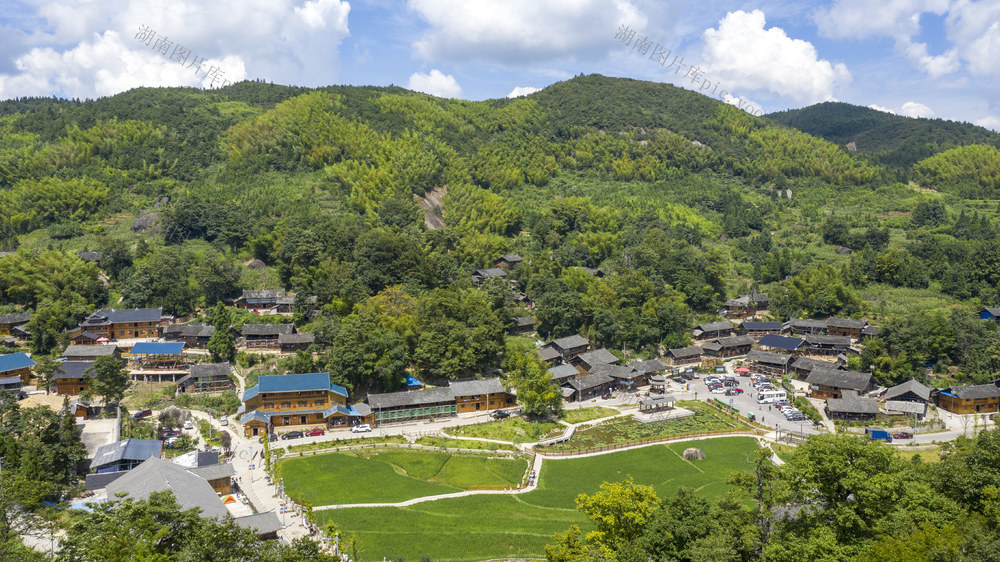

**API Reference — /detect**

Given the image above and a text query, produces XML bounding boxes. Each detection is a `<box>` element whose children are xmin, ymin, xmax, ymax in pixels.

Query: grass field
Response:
<box><xmin>279</xmin><ymin>449</ymin><xmax>528</xmax><ymax>506</ymax></box>
<box><xmin>415</xmin><ymin>436</ymin><xmax>518</xmax><ymax>451</ymax></box>
<box><xmin>315</xmin><ymin>437</ymin><xmax>759</xmax><ymax>561</ymax></box>
<box><xmin>561</xmin><ymin>406</ymin><xmax>619</xmax><ymax>424</ymax></box>
<box><xmin>541</xmin><ymin>401</ymin><xmax>743</xmax><ymax>451</ymax></box>
<box><xmin>444</xmin><ymin>417</ymin><xmax>563</xmax><ymax>443</ymax></box>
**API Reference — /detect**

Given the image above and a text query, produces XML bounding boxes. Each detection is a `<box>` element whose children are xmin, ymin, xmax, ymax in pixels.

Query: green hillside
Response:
<box><xmin>767</xmin><ymin>101</ymin><xmax>1000</xmax><ymax>172</ymax></box>
<box><xmin>1</xmin><ymin>74</ymin><xmax>1000</xmax><ymax>395</ymax></box>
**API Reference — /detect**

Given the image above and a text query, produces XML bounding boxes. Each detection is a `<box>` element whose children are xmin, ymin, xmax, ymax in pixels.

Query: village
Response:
<box><xmin>1</xmin><ymin>265</ymin><xmax>998</xmax><ymax>554</ymax></box>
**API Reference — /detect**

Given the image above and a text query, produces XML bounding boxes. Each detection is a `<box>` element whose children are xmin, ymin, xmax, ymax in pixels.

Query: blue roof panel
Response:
<box><xmin>258</xmin><ymin>372</ymin><xmax>332</xmax><ymax>393</ymax></box>
<box><xmin>130</xmin><ymin>342</ymin><xmax>185</xmax><ymax>355</ymax></box>
<box><xmin>0</xmin><ymin>352</ymin><xmax>36</xmax><ymax>373</ymax></box>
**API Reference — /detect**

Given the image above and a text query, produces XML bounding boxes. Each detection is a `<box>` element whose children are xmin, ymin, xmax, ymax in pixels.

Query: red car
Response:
<box><xmin>305</xmin><ymin>428</ymin><xmax>325</xmax><ymax>437</ymax></box>
<box><xmin>892</xmin><ymin>432</ymin><xmax>913</xmax><ymax>439</ymax></box>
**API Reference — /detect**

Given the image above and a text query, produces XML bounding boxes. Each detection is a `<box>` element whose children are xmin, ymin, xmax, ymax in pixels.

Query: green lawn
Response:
<box><xmin>561</xmin><ymin>406</ymin><xmax>619</xmax><ymax>424</ymax></box>
<box><xmin>414</xmin><ymin>436</ymin><xmax>518</xmax><ymax>451</ymax></box>
<box><xmin>279</xmin><ymin>449</ymin><xmax>529</xmax><ymax>506</ymax></box>
<box><xmin>540</xmin><ymin>401</ymin><xmax>744</xmax><ymax>452</ymax></box>
<box><xmin>315</xmin><ymin>437</ymin><xmax>759</xmax><ymax>561</ymax></box>
<box><xmin>444</xmin><ymin>417</ymin><xmax>563</xmax><ymax>443</ymax></box>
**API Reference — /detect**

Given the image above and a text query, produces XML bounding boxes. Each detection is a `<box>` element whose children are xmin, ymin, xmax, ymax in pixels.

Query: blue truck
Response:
<box><xmin>865</xmin><ymin>428</ymin><xmax>894</xmax><ymax>443</ymax></box>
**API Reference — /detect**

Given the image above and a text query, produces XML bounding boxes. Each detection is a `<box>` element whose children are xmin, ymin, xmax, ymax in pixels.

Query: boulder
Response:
<box><xmin>682</xmin><ymin>447</ymin><xmax>706</xmax><ymax>460</ymax></box>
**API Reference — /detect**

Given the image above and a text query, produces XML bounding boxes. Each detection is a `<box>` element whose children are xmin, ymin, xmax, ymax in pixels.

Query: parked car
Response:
<box><xmin>491</xmin><ymin>410</ymin><xmax>510</xmax><ymax>419</ymax></box>
<box><xmin>183</xmin><ymin>420</ymin><xmax>194</xmax><ymax>430</ymax></box>
<box><xmin>672</xmin><ymin>376</ymin><xmax>686</xmax><ymax>384</ymax></box>
<box><xmin>892</xmin><ymin>431</ymin><xmax>914</xmax><ymax>439</ymax></box>
<box><xmin>305</xmin><ymin>428</ymin><xmax>325</xmax><ymax>437</ymax></box>
<box><xmin>281</xmin><ymin>431</ymin><xmax>304</xmax><ymax>440</ymax></box>
<box><xmin>133</xmin><ymin>409</ymin><xmax>153</xmax><ymax>420</ymax></box>
<box><xmin>258</xmin><ymin>433</ymin><xmax>278</xmax><ymax>444</ymax></box>
<box><xmin>352</xmin><ymin>424</ymin><xmax>373</xmax><ymax>433</ymax></box>
<box><xmin>219</xmin><ymin>417</ymin><xmax>228</xmax><ymax>426</ymax></box>
<box><xmin>725</xmin><ymin>389</ymin><xmax>740</xmax><ymax>396</ymax></box>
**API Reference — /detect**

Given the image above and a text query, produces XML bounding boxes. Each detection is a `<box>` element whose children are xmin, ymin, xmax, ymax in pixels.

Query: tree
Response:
<box><xmin>207</xmin><ymin>302</ymin><xmax>236</xmax><ymax>363</ymax></box>
<box><xmin>575</xmin><ymin>477</ymin><xmax>660</xmax><ymax>552</ymax></box>
<box><xmin>503</xmin><ymin>339</ymin><xmax>562</xmax><ymax>419</ymax></box>
<box><xmin>86</xmin><ymin>355</ymin><xmax>130</xmax><ymax>404</ymax></box>
<box><xmin>32</xmin><ymin>355</ymin><xmax>59</xmax><ymax>395</ymax></box>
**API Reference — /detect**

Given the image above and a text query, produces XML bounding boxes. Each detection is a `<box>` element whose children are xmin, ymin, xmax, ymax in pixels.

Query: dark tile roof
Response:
<box><xmin>789</xmin><ymin>318</ymin><xmax>827</xmax><ymax>329</ymax></box>
<box><xmin>944</xmin><ymin>384</ymin><xmax>1000</xmax><ymax>400</ymax></box>
<box><xmin>63</xmin><ymin>344</ymin><xmax>119</xmax><ymax>358</ymax></box>
<box><xmin>83</xmin><ymin>308</ymin><xmax>162</xmax><ymax>325</ymax></box>
<box><xmin>53</xmin><ymin>361</ymin><xmax>95</xmax><ymax>379</ymax></box>
<box><xmin>805</xmin><ymin>369</ymin><xmax>872</xmax><ymax>391</ymax></box>
<box><xmin>106</xmin><ymin>457</ymin><xmax>227</xmax><ymax>519</ymax></box>
<box><xmin>241</xmin><ymin>323</ymin><xmax>294</xmax><ymax>336</ymax></box>
<box><xmin>278</xmin><ymin>332</ymin><xmax>315</xmax><ymax>345</ymax></box>
<box><xmin>92</xmin><ymin>438</ymin><xmax>162</xmax><ymax>468</ymax></box>
<box><xmin>826</xmin><ymin>317</ymin><xmax>867</xmax><ymax>330</ymax></box>
<box><xmin>234</xmin><ymin>512</ymin><xmax>282</xmax><ymax>535</ymax></box>
<box><xmin>826</xmin><ymin>393</ymin><xmax>879</xmax><ymax>415</ymax></box>
<box><xmin>741</xmin><ymin>321</ymin><xmax>782</xmax><ymax>331</ymax></box>
<box><xmin>804</xmin><ymin>334</ymin><xmax>852</xmax><ymax>346</ymax></box>
<box><xmin>883</xmin><ymin>379</ymin><xmax>932</xmax><ymax>402</ymax></box>
<box><xmin>746</xmin><ymin>350</ymin><xmax>793</xmax><ymax>366</ymax></box>
<box><xmin>565</xmin><ymin>372</ymin><xmax>614</xmax><ymax>391</ymax></box>
<box><xmin>792</xmin><ymin>357</ymin><xmax>840</xmax><ymax>372</ymax></box>
<box><xmin>576</xmin><ymin>348</ymin><xmax>619</xmax><ymax>366</ymax></box>
<box><xmin>473</xmin><ymin>268</ymin><xmax>507</xmax><ymax>278</ymax></box>
<box><xmin>537</xmin><ymin>347</ymin><xmax>561</xmax><ymax>362</ymax></box>
<box><xmin>552</xmin><ymin>334</ymin><xmax>589</xmax><ymax>350</ymax></box>
<box><xmin>513</xmin><ymin>316</ymin><xmax>537</xmax><ymax>328</ymax></box>
<box><xmin>499</xmin><ymin>254</ymin><xmax>523</xmax><ymax>263</ymax></box>
<box><xmin>715</xmin><ymin>335</ymin><xmax>754</xmax><ymax>348</ymax></box>
<box><xmin>632</xmin><ymin>359</ymin><xmax>667</xmax><ymax>373</ymax></box>
<box><xmin>239</xmin><ymin>289</ymin><xmax>286</xmax><ymax>300</ymax></box>
<box><xmin>189</xmin><ymin>362</ymin><xmax>232</xmax><ymax>379</ymax></box>
<box><xmin>0</xmin><ymin>312</ymin><xmax>30</xmax><ymax>325</ymax></box>
<box><xmin>758</xmin><ymin>334</ymin><xmax>806</xmax><ymax>351</ymax></box>
<box><xmin>548</xmin><ymin>364</ymin><xmax>580</xmax><ymax>382</ymax></box>
<box><xmin>667</xmin><ymin>346</ymin><xmax>703</xmax><ymax>358</ymax></box>
<box><xmin>367</xmin><ymin>386</ymin><xmax>456</xmax><ymax>409</ymax></box>
<box><xmin>695</xmin><ymin>321</ymin><xmax>733</xmax><ymax>333</ymax></box>
<box><xmin>450</xmin><ymin>377</ymin><xmax>507</xmax><ymax>397</ymax></box>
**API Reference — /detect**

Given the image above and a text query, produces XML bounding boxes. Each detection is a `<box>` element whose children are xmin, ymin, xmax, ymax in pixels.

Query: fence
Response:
<box><xmin>533</xmin><ymin>429</ymin><xmax>761</xmax><ymax>457</ymax></box>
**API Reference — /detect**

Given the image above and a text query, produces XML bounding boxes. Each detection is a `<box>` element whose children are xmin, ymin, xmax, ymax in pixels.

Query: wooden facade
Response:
<box><xmin>78</xmin><ymin>308</ymin><xmax>165</xmax><ymax>341</ymax></box>
<box><xmin>53</xmin><ymin>361</ymin><xmax>95</xmax><ymax>395</ymax></box>
<box><xmin>0</xmin><ymin>352</ymin><xmax>35</xmax><ymax>390</ymax></box>
<box><xmin>239</xmin><ymin>372</ymin><xmax>349</xmax><ymax>437</ymax></box>
<box><xmin>936</xmin><ymin>384</ymin><xmax>1000</xmax><ymax>414</ymax></box>
<box><xmin>451</xmin><ymin>379</ymin><xmax>516</xmax><ymax>413</ymax></box>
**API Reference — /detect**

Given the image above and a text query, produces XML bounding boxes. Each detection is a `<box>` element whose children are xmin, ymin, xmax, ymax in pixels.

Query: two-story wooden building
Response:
<box><xmin>449</xmin><ymin>378</ymin><xmax>516</xmax><ymax>413</ymax></box>
<box><xmin>745</xmin><ymin>350</ymin><xmax>794</xmax><ymax>376</ymax></box>
<box><xmin>826</xmin><ymin>318</ymin><xmax>868</xmax><ymax>340</ymax></box>
<box><xmin>936</xmin><ymin>383</ymin><xmax>1000</xmax><ymax>414</ymax></box>
<box><xmin>241</xmin><ymin>324</ymin><xmax>294</xmax><ymax>349</ymax></box>
<box><xmin>0</xmin><ymin>312</ymin><xmax>30</xmax><ymax>338</ymax></box>
<box><xmin>53</xmin><ymin>361</ymin><xmax>96</xmax><ymax>395</ymax></box>
<box><xmin>805</xmin><ymin>369</ymin><xmax>874</xmax><ymax>399</ymax></box>
<box><xmin>238</xmin><ymin>372</ymin><xmax>350</xmax><ymax>437</ymax></box>
<box><xmin>544</xmin><ymin>334</ymin><xmax>590</xmax><ymax>362</ymax></box>
<box><xmin>0</xmin><ymin>352</ymin><xmax>35</xmax><ymax>391</ymax></box>
<box><xmin>234</xmin><ymin>289</ymin><xmax>292</xmax><ymax>313</ymax></box>
<box><xmin>787</xmin><ymin>319</ymin><xmax>827</xmax><ymax>336</ymax></box>
<box><xmin>75</xmin><ymin>308</ymin><xmax>165</xmax><ymax>341</ymax></box>
<box><xmin>62</xmin><ymin>344</ymin><xmax>122</xmax><ymax>363</ymax></box>
<box><xmin>702</xmin><ymin>335</ymin><xmax>754</xmax><ymax>358</ymax></box>
<box><xmin>162</xmin><ymin>323</ymin><xmax>215</xmax><ymax>349</ymax></box>
<box><xmin>665</xmin><ymin>346</ymin><xmax>703</xmax><ymax>366</ymax></box>
<box><xmin>723</xmin><ymin>293</ymin><xmax>769</xmax><ymax>319</ymax></box>
<box><xmin>692</xmin><ymin>321</ymin><xmax>734</xmax><ymax>340</ymax></box>
<box><xmin>738</xmin><ymin>321</ymin><xmax>783</xmax><ymax>341</ymax></box>
<box><xmin>175</xmin><ymin>363</ymin><xmax>234</xmax><ymax>394</ymax></box>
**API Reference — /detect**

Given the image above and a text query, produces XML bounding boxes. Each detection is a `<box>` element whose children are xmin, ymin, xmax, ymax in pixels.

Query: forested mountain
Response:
<box><xmin>767</xmin><ymin>101</ymin><xmax>1000</xmax><ymax>173</ymax></box>
<box><xmin>2</xmin><ymin>74</ymin><xmax>1000</xmax><ymax>396</ymax></box>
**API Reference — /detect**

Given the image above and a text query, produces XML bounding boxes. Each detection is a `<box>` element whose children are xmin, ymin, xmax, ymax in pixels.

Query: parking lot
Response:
<box><xmin>689</xmin><ymin>370</ymin><xmax>821</xmax><ymax>437</ymax></box>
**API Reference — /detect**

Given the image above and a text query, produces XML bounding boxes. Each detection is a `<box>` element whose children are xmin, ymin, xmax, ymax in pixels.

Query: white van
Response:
<box><xmin>757</xmin><ymin>390</ymin><xmax>787</xmax><ymax>404</ymax></box>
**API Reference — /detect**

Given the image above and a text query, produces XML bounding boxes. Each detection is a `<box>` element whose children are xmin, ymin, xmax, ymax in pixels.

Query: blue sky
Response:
<box><xmin>1</xmin><ymin>0</ymin><xmax>997</xmax><ymax>131</ymax></box>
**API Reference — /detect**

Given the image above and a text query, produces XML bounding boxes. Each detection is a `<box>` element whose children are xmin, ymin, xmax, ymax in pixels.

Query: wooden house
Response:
<box><xmin>792</xmin><ymin>356</ymin><xmax>841</xmax><ymax>378</ymax></box>
<box><xmin>495</xmin><ymin>254</ymin><xmax>523</xmax><ymax>269</ymax></box>
<box><xmin>805</xmin><ymin>369</ymin><xmax>874</xmax><ymax>399</ymax></box>
<box><xmin>825</xmin><ymin>390</ymin><xmax>879</xmax><ymax>421</ymax></box>
<box><xmin>129</xmin><ymin>341</ymin><xmax>185</xmax><ymax>369</ymax></box>
<box><xmin>665</xmin><ymin>346</ymin><xmax>703</xmax><ymax>366</ymax></box>
<box><xmin>563</xmin><ymin>372</ymin><xmax>615</xmax><ymax>401</ymax></box>
<box><xmin>238</xmin><ymin>372</ymin><xmax>349</xmax><ymax>437</ymax></box>
<box><xmin>788</xmin><ymin>319</ymin><xmax>827</xmax><ymax>336</ymax></box>
<box><xmin>745</xmin><ymin>350</ymin><xmax>794</xmax><ymax>376</ymax></box>
<box><xmin>241</xmin><ymin>324</ymin><xmax>294</xmax><ymax>349</ymax></box>
<box><xmin>592</xmin><ymin>363</ymin><xmax>646</xmax><ymax>389</ymax></box>
<box><xmin>758</xmin><ymin>334</ymin><xmax>809</xmax><ymax>354</ymax></box>
<box><xmin>0</xmin><ymin>352</ymin><xmax>35</xmax><ymax>391</ymax></box>
<box><xmin>471</xmin><ymin>267</ymin><xmax>507</xmax><ymax>285</ymax></box>
<box><xmin>511</xmin><ymin>316</ymin><xmax>538</xmax><ymax>335</ymax></box>
<box><xmin>449</xmin><ymin>378</ymin><xmax>516</xmax><ymax>413</ymax></box>
<box><xmin>278</xmin><ymin>332</ymin><xmax>315</xmax><ymax>353</ymax></box>
<box><xmin>702</xmin><ymin>335</ymin><xmax>753</xmax><ymax>358</ymax></box>
<box><xmin>63</xmin><ymin>344</ymin><xmax>122</xmax><ymax>363</ymax></box>
<box><xmin>884</xmin><ymin>400</ymin><xmax>927</xmax><ymax>420</ymax></box>
<box><xmin>0</xmin><ymin>312</ymin><xmax>30</xmax><ymax>337</ymax></box>
<box><xmin>723</xmin><ymin>293</ymin><xmax>768</xmax><ymax>319</ymax></box>
<box><xmin>53</xmin><ymin>361</ymin><xmax>95</xmax><ymax>395</ymax></box>
<box><xmin>176</xmin><ymin>363</ymin><xmax>234</xmax><ymax>394</ymax></box>
<box><xmin>692</xmin><ymin>321</ymin><xmax>733</xmax><ymax>340</ymax></box>
<box><xmin>572</xmin><ymin>348</ymin><xmax>620</xmax><ymax>372</ymax></box>
<box><xmin>936</xmin><ymin>383</ymin><xmax>1000</xmax><ymax>414</ymax></box>
<box><xmin>234</xmin><ymin>290</ymin><xmax>289</xmax><ymax>312</ymax></box>
<box><xmin>162</xmin><ymin>323</ymin><xmax>214</xmax><ymax>349</ymax></box>
<box><xmin>883</xmin><ymin>379</ymin><xmax>932</xmax><ymax>404</ymax></box>
<box><xmin>738</xmin><ymin>321</ymin><xmax>783</xmax><ymax>341</ymax></box>
<box><xmin>366</xmin><ymin>387</ymin><xmax>457</xmax><ymax>424</ymax></box>
<box><xmin>547</xmin><ymin>364</ymin><xmax>580</xmax><ymax>385</ymax></box>
<box><xmin>826</xmin><ymin>318</ymin><xmax>868</xmax><ymax>340</ymax></box>
<box><xmin>76</xmin><ymin>308</ymin><xmax>165</xmax><ymax>340</ymax></box>
<box><xmin>803</xmin><ymin>334</ymin><xmax>852</xmax><ymax>355</ymax></box>
<box><xmin>545</xmin><ymin>334</ymin><xmax>590</xmax><ymax>361</ymax></box>
<box><xmin>537</xmin><ymin>346</ymin><xmax>562</xmax><ymax>365</ymax></box>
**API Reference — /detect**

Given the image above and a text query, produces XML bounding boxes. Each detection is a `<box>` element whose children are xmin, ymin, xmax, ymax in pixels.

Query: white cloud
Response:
<box><xmin>975</xmin><ymin>116</ymin><xmax>1000</xmax><ymax>132</ymax></box>
<box><xmin>407</xmin><ymin>69</ymin><xmax>462</xmax><ymax>98</ymax></box>
<box><xmin>701</xmin><ymin>10</ymin><xmax>850</xmax><ymax>105</ymax></box>
<box><xmin>722</xmin><ymin>93</ymin><xmax>764</xmax><ymax>116</ymax></box>
<box><xmin>899</xmin><ymin>101</ymin><xmax>936</xmax><ymax>118</ymax></box>
<box><xmin>815</xmin><ymin>0</ymin><xmax>950</xmax><ymax>39</ymax></box>
<box><xmin>868</xmin><ymin>104</ymin><xmax>896</xmax><ymax>114</ymax></box>
<box><xmin>0</xmin><ymin>0</ymin><xmax>351</xmax><ymax>100</ymax></box>
<box><xmin>506</xmin><ymin>86</ymin><xmax>540</xmax><ymax>98</ymax></box>
<box><xmin>407</xmin><ymin>0</ymin><xmax>645</xmax><ymax>65</ymax></box>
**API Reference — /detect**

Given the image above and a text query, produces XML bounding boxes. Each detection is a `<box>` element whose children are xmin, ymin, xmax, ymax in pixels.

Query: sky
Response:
<box><xmin>0</xmin><ymin>0</ymin><xmax>998</xmax><ymax>131</ymax></box>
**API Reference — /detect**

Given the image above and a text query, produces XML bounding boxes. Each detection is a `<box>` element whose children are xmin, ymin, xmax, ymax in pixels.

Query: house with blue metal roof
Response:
<box><xmin>129</xmin><ymin>341</ymin><xmax>185</xmax><ymax>370</ymax></box>
<box><xmin>239</xmin><ymin>372</ymin><xmax>350</xmax><ymax>437</ymax></box>
<box><xmin>0</xmin><ymin>351</ymin><xmax>35</xmax><ymax>391</ymax></box>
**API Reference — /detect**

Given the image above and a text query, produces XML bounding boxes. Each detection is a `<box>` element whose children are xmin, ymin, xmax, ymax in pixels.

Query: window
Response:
<box><xmin>299</xmin><ymin>401</ymin><xmax>307</xmax><ymax>408</ymax></box>
<box><xmin>282</xmin><ymin>402</ymin><xmax>291</xmax><ymax>409</ymax></box>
